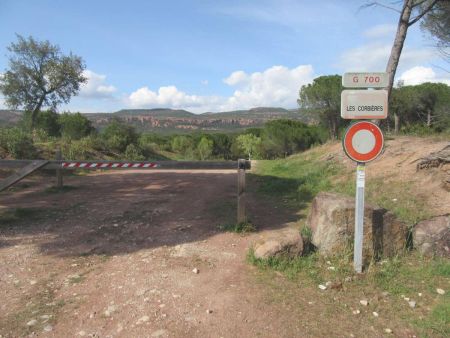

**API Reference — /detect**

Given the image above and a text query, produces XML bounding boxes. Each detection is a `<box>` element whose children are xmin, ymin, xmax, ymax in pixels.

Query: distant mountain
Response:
<box><xmin>0</xmin><ymin>107</ymin><xmax>315</xmax><ymax>133</ymax></box>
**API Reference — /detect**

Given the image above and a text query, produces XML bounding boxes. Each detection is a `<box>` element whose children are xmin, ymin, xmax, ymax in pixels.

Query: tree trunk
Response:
<box><xmin>31</xmin><ymin>95</ymin><xmax>45</xmax><ymax>129</ymax></box>
<box><xmin>427</xmin><ymin>109</ymin><xmax>431</xmax><ymax>127</ymax></box>
<box><xmin>386</xmin><ymin>0</ymin><xmax>413</xmax><ymax>99</ymax></box>
<box><xmin>394</xmin><ymin>113</ymin><xmax>400</xmax><ymax>133</ymax></box>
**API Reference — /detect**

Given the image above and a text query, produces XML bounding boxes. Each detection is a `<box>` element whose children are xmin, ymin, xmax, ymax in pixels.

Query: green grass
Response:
<box><xmin>218</xmin><ymin>221</ymin><xmax>256</xmax><ymax>233</ymax></box>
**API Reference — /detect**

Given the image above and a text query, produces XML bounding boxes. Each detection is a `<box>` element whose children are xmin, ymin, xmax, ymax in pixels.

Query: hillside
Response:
<box><xmin>0</xmin><ymin>107</ymin><xmax>313</xmax><ymax>133</ymax></box>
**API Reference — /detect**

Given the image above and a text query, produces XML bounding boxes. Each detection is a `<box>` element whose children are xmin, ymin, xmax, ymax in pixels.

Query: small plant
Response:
<box><xmin>218</xmin><ymin>221</ymin><xmax>256</xmax><ymax>233</ymax></box>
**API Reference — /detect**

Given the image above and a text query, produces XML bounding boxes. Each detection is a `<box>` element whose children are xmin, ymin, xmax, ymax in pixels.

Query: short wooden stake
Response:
<box><xmin>56</xmin><ymin>148</ymin><xmax>63</xmax><ymax>188</ymax></box>
<box><xmin>237</xmin><ymin>159</ymin><xmax>246</xmax><ymax>224</ymax></box>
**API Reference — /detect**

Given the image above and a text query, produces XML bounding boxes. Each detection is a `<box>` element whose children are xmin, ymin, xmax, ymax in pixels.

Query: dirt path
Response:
<box><xmin>0</xmin><ymin>169</ymin><xmax>302</xmax><ymax>338</ymax></box>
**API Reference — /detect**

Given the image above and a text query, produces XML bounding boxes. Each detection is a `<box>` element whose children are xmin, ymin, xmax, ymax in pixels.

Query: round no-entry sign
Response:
<box><xmin>343</xmin><ymin>121</ymin><xmax>384</xmax><ymax>163</ymax></box>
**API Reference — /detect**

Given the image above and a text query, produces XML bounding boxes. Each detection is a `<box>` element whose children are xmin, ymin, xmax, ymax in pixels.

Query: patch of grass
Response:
<box><xmin>44</xmin><ymin>185</ymin><xmax>77</xmax><ymax>194</ymax></box>
<box><xmin>218</xmin><ymin>221</ymin><xmax>256</xmax><ymax>233</ymax></box>
<box><xmin>252</xmin><ymin>150</ymin><xmax>342</xmax><ymax>210</ymax></box>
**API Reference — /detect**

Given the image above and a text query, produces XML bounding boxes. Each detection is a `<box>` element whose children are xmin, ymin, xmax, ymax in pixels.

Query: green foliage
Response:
<box><xmin>236</xmin><ymin>133</ymin><xmax>261</xmax><ymax>160</ymax></box>
<box><xmin>298</xmin><ymin>75</ymin><xmax>345</xmax><ymax>138</ymax></box>
<box><xmin>171</xmin><ymin>135</ymin><xmax>195</xmax><ymax>158</ymax></box>
<box><xmin>260</xmin><ymin>119</ymin><xmax>324</xmax><ymax>158</ymax></box>
<box><xmin>124</xmin><ymin>143</ymin><xmax>145</xmax><ymax>161</ymax></box>
<box><xmin>218</xmin><ymin>221</ymin><xmax>256</xmax><ymax>233</ymax></box>
<box><xmin>102</xmin><ymin>119</ymin><xmax>138</xmax><ymax>153</ymax></box>
<box><xmin>59</xmin><ymin>112</ymin><xmax>94</xmax><ymax>140</ymax></box>
<box><xmin>61</xmin><ymin>135</ymin><xmax>102</xmax><ymax>160</ymax></box>
<box><xmin>20</xmin><ymin>110</ymin><xmax>61</xmax><ymax>137</ymax></box>
<box><xmin>197</xmin><ymin>136</ymin><xmax>214</xmax><ymax>160</ymax></box>
<box><xmin>0</xmin><ymin>35</ymin><xmax>86</xmax><ymax>127</ymax></box>
<box><xmin>0</xmin><ymin>127</ymin><xmax>37</xmax><ymax>159</ymax></box>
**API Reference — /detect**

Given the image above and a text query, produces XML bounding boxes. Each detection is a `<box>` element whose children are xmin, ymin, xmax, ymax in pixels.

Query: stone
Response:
<box><xmin>307</xmin><ymin>192</ymin><xmax>408</xmax><ymax>263</ymax></box>
<box><xmin>385</xmin><ymin>328</ymin><xmax>392</xmax><ymax>334</ymax></box>
<box><xmin>318</xmin><ymin>284</ymin><xmax>327</xmax><ymax>290</ymax></box>
<box><xmin>137</xmin><ymin>316</ymin><xmax>150</xmax><ymax>324</ymax></box>
<box><xmin>360</xmin><ymin>300</ymin><xmax>368</xmax><ymax>306</ymax></box>
<box><xmin>192</xmin><ymin>268</ymin><xmax>199</xmax><ymax>274</ymax></box>
<box><xmin>206</xmin><ymin>309</ymin><xmax>213</xmax><ymax>314</ymax></box>
<box><xmin>372</xmin><ymin>312</ymin><xmax>379</xmax><ymax>317</ymax></box>
<box><xmin>408</xmin><ymin>300</ymin><xmax>416</xmax><ymax>308</ymax></box>
<box><xmin>26</xmin><ymin>319</ymin><xmax>38</xmax><ymax>326</ymax></box>
<box><xmin>43</xmin><ymin>325</ymin><xmax>53</xmax><ymax>332</ymax></box>
<box><xmin>413</xmin><ymin>215</ymin><xmax>450</xmax><ymax>258</ymax></box>
<box><xmin>253</xmin><ymin>227</ymin><xmax>303</xmax><ymax>259</ymax></box>
<box><xmin>151</xmin><ymin>329</ymin><xmax>168</xmax><ymax>337</ymax></box>
<box><xmin>352</xmin><ymin>310</ymin><xmax>360</xmax><ymax>315</ymax></box>
<box><xmin>436</xmin><ymin>288</ymin><xmax>445</xmax><ymax>295</ymax></box>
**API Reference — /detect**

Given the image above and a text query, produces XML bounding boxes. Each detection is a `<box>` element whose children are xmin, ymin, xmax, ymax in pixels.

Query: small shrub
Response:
<box><xmin>124</xmin><ymin>144</ymin><xmax>145</xmax><ymax>161</ymax></box>
<box><xmin>218</xmin><ymin>221</ymin><xmax>256</xmax><ymax>233</ymax></box>
<box><xmin>0</xmin><ymin>127</ymin><xmax>37</xmax><ymax>159</ymax></box>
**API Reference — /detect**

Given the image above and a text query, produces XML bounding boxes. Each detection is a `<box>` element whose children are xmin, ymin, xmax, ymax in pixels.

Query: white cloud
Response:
<box><xmin>79</xmin><ymin>70</ymin><xmax>117</xmax><ymax>98</ymax></box>
<box><xmin>337</xmin><ymin>42</ymin><xmax>435</xmax><ymax>72</ymax></box>
<box><xmin>399</xmin><ymin>66</ymin><xmax>450</xmax><ymax>86</ymax></box>
<box><xmin>201</xmin><ymin>80</ymin><xmax>209</xmax><ymax>86</ymax></box>
<box><xmin>362</xmin><ymin>24</ymin><xmax>396</xmax><ymax>39</ymax></box>
<box><xmin>127</xmin><ymin>64</ymin><xmax>315</xmax><ymax>113</ymax></box>
<box><xmin>222</xmin><ymin>65</ymin><xmax>314</xmax><ymax>110</ymax></box>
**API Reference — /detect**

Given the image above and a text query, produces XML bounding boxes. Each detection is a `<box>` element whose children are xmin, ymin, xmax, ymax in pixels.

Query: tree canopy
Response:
<box><xmin>0</xmin><ymin>35</ymin><xmax>86</xmax><ymax>128</ymax></box>
<box><xmin>298</xmin><ymin>75</ymin><xmax>343</xmax><ymax>139</ymax></box>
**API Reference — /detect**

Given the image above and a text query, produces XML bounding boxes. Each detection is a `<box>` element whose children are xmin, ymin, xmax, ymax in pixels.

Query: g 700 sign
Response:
<box><xmin>342</xmin><ymin>72</ymin><xmax>388</xmax><ymax>88</ymax></box>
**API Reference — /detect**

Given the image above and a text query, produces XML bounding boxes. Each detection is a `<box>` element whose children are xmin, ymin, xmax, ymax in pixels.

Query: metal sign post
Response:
<box><xmin>354</xmin><ymin>163</ymin><xmax>365</xmax><ymax>273</ymax></box>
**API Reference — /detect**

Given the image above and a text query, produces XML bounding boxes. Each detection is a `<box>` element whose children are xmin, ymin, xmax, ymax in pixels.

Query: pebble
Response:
<box><xmin>352</xmin><ymin>310</ymin><xmax>360</xmax><ymax>315</ymax></box>
<box><xmin>385</xmin><ymin>328</ymin><xmax>392</xmax><ymax>334</ymax></box>
<box><xmin>29</xmin><ymin>280</ymin><xmax>37</xmax><ymax>285</ymax></box>
<box><xmin>26</xmin><ymin>319</ymin><xmax>38</xmax><ymax>326</ymax></box>
<box><xmin>436</xmin><ymin>288</ymin><xmax>445</xmax><ymax>295</ymax></box>
<box><xmin>137</xmin><ymin>315</ymin><xmax>150</xmax><ymax>324</ymax></box>
<box><xmin>206</xmin><ymin>309</ymin><xmax>213</xmax><ymax>314</ymax></box>
<box><xmin>418</xmin><ymin>293</ymin><xmax>422</xmax><ymax>297</ymax></box>
<box><xmin>151</xmin><ymin>329</ymin><xmax>168</xmax><ymax>337</ymax></box>
<box><xmin>408</xmin><ymin>300</ymin><xmax>416</xmax><ymax>308</ymax></box>
<box><xmin>78</xmin><ymin>331</ymin><xmax>86</xmax><ymax>336</ymax></box>
<box><xmin>192</xmin><ymin>268</ymin><xmax>199</xmax><ymax>274</ymax></box>
<box><xmin>325</xmin><ymin>281</ymin><xmax>332</xmax><ymax>287</ymax></box>
<box><xmin>372</xmin><ymin>312</ymin><xmax>379</xmax><ymax>317</ymax></box>
<box><xmin>318</xmin><ymin>284</ymin><xmax>327</xmax><ymax>290</ymax></box>
<box><xmin>327</xmin><ymin>266</ymin><xmax>336</xmax><ymax>271</ymax></box>
<box><xmin>360</xmin><ymin>300</ymin><xmax>369</xmax><ymax>306</ymax></box>
<box><xmin>43</xmin><ymin>325</ymin><xmax>53</xmax><ymax>332</ymax></box>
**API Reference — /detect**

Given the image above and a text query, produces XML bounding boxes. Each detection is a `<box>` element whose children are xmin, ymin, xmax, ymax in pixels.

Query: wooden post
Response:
<box><xmin>237</xmin><ymin>159</ymin><xmax>246</xmax><ymax>224</ymax></box>
<box><xmin>56</xmin><ymin>148</ymin><xmax>63</xmax><ymax>188</ymax></box>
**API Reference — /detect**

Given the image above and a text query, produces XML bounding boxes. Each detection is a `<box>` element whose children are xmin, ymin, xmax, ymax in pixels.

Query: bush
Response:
<box><xmin>0</xmin><ymin>127</ymin><xmax>37</xmax><ymax>159</ymax></box>
<box><xmin>20</xmin><ymin>110</ymin><xmax>61</xmax><ymax>137</ymax></box>
<box><xmin>124</xmin><ymin>144</ymin><xmax>145</xmax><ymax>161</ymax></box>
<box><xmin>101</xmin><ymin>119</ymin><xmax>138</xmax><ymax>153</ymax></box>
<box><xmin>59</xmin><ymin>112</ymin><xmax>95</xmax><ymax>140</ymax></box>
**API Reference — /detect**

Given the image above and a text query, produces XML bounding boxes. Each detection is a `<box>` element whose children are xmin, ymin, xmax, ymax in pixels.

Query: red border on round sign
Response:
<box><xmin>343</xmin><ymin>121</ymin><xmax>384</xmax><ymax>163</ymax></box>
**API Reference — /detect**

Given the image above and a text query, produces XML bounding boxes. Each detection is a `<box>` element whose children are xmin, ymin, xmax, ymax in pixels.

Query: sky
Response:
<box><xmin>0</xmin><ymin>0</ymin><xmax>448</xmax><ymax>113</ymax></box>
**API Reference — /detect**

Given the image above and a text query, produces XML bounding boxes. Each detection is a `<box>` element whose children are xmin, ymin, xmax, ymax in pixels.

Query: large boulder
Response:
<box><xmin>413</xmin><ymin>215</ymin><xmax>449</xmax><ymax>258</ymax></box>
<box><xmin>308</xmin><ymin>192</ymin><xmax>408</xmax><ymax>263</ymax></box>
<box><xmin>253</xmin><ymin>227</ymin><xmax>303</xmax><ymax>259</ymax></box>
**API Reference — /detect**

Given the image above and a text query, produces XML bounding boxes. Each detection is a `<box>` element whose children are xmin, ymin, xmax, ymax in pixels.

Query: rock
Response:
<box><xmin>206</xmin><ymin>309</ymin><xmax>213</xmax><ymax>314</ymax></box>
<box><xmin>352</xmin><ymin>310</ymin><xmax>360</xmax><ymax>315</ymax></box>
<box><xmin>78</xmin><ymin>331</ymin><xmax>86</xmax><ymax>337</ymax></box>
<box><xmin>43</xmin><ymin>325</ymin><xmax>53</xmax><ymax>332</ymax></box>
<box><xmin>192</xmin><ymin>268</ymin><xmax>199</xmax><ymax>274</ymax></box>
<box><xmin>413</xmin><ymin>215</ymin><xmax>450</xmax><ymax>258</ymax></box>
<box><xmin>136</xmin><ymin>316</ymin><xmax>150</xmax><ymax>324</ymax></box>
<box><xmin>307</xmin><ymin>192</ymin><xmax>407</xmax><ymax>263</ymax></box>
<box><xmin>104</xmin><ymin>305</ymin><xmax>117</xmax><ymax>317</ymax></box>
<box><xmin>253</xmin><ymin>227</ymin><xmax>303</xmax><ymax>259</ymax></box>
<box><xmin>372</xmin><ymin>312</ymin><xmax>379</xmax><ymax>317</ymax></box>
<box><xmin>385</xmin><ymin>328</ymin><xmax>392</xmax><ymax>334</ymax></box>
<box><xmin>151</xmin><ymin>329</ymin><xmax>168</xmax><ymax>337</ymax></box>
<box><xmin>318</xmin><ymin>284</ymin><xmax>327</xmax><ymax>290</ymax></box>
<box><xmin>408</xmin><ymin>300</ymin><xmax>416</xmax><ymax>308</ymax></box>
<box><xmin>360</xmin><ymin>300</ymin><xmax>369</xmax><ymax>306</ymax></box>
<box><xmin>29</xmin><ymin>280</ymin><xmax>37</xmax><ymax>285</ymax></box>
<box><xmin>436</xmin><ymin>288</ymin><xmax>445</xmax><ymax>295</ymax></box>
<box><xmin>26</xmin><ymin>319</ymin><xmax>37</xmax><ymax>326</ymax></box>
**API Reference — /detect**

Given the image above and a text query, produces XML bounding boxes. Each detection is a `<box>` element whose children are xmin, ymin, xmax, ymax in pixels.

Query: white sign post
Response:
<box><xmin>341</xmin><ymin>72</ymin><xmax>387</xmax><ymax>273</ymax></box>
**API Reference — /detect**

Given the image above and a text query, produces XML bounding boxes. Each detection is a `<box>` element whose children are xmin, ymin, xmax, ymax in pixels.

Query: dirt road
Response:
<box><xmin>0</xmin><ymin>169</ymin><xmax>303</xmax><ymax>338</ymax></box>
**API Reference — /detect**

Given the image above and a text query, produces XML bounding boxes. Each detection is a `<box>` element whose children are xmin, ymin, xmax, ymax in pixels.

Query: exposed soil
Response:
<box><xmin>0</xmin><ymin>136</ymin><xmax>448</xmax><ymax>338</ymax></box>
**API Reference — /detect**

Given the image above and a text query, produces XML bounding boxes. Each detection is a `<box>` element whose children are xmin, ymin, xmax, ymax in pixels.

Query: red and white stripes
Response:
<box><xmin>61</xmin><ymin>162</ymin><xmax>159</xmax><ymax>168</ymax></box>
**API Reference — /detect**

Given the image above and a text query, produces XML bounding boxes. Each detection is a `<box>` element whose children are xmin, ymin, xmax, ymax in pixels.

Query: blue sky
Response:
<box><xmin>0</xmin><ymin>0</ymin><xmax>448</xmax><ymax>113</ymax></box>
